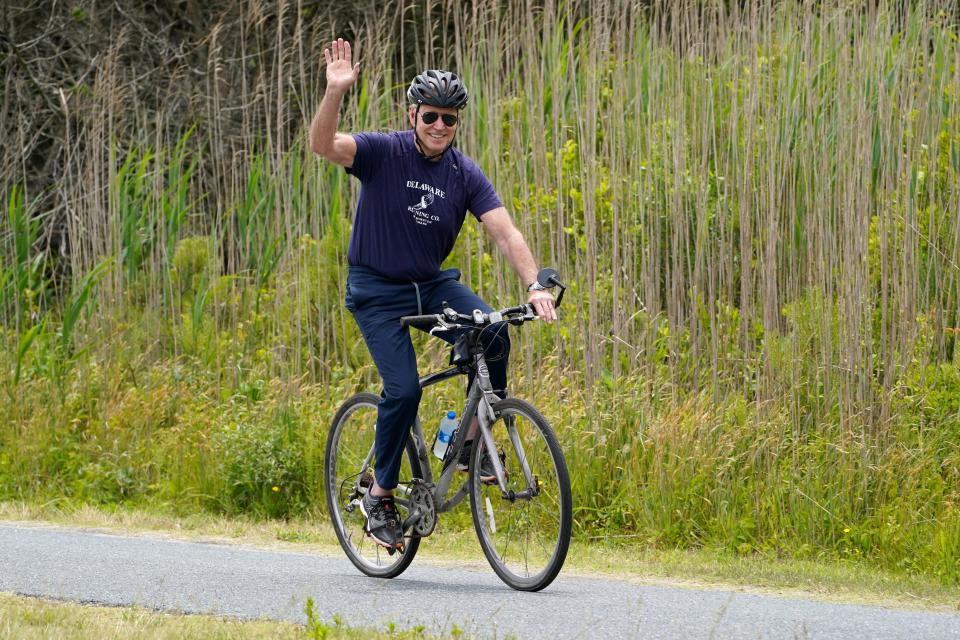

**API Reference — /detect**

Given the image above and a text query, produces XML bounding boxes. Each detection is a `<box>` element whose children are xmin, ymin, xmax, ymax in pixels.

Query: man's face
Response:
<box><xmin>408</xmin><ymin>105</ymin><xmax>459</xmax><ymax>156</ymax></box>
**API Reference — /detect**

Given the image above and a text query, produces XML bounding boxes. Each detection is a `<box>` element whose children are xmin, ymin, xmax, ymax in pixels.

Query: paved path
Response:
<box><xmin>1</xmin><ymin>522</ymin><xmax>958</xmax><ymax>639</ymax></box>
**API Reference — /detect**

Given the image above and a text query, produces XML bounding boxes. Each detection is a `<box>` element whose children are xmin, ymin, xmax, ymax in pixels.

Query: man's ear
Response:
<box><xmin>407</xmin><ymin>106</ymin><xmax>416</xmax><ymax>128</ymax></box>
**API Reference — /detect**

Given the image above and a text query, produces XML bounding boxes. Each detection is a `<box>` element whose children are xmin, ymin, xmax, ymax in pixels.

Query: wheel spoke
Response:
<box><xmin>325</xmin><ymin>394</ymin><xmax>421</xmax><ymax>578</ymax></box>
<box><xmin>470</xmin><ymin>399</ymin><xmax>571</xmax><ymax>591</ymax></box>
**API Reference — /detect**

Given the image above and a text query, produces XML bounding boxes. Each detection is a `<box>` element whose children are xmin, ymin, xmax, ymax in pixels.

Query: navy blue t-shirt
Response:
<box><xmin>345</xmin><ymin>130</ymin><xmax>503</xmax><ymax>282</ymax></box>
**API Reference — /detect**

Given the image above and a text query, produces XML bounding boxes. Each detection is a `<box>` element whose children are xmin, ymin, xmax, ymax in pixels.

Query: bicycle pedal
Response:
<box><xmin>364</xmin><ymin>530</ymin><xmax>404</xmax><ymax>554</ymax></box>
<box><xmin>384</xmin><ymin>540</ymin><xmax>404</xmax><ymax>556</ymax></box>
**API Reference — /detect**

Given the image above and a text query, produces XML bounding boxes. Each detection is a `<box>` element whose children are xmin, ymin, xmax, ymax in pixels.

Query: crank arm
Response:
<box><xmin>402</xmin><ymin>508</ymin><xmax>424</xmax><ymax>533</ymax></box>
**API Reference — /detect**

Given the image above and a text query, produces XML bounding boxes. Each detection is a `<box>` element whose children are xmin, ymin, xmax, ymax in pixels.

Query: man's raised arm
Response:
<box><xmin>309</xmin><ymin>38</ymin><xmax>359</xmax><ymax>167</ymax></box>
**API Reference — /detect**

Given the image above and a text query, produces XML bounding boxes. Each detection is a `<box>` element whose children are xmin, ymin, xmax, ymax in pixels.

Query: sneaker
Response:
<box><xmin>360</xmin><ymin>491</ymin><xmax>403</xmax><ymax>550</ymax></box>
<box><xmin>457</xmin><ymin>440</ymin><xmax>499</xmax><ymax>485</ymax></box>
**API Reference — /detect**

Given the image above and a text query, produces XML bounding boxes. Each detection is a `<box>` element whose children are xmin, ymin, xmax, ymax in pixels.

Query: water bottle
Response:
<box><xmin>433</xmin><ymin>411</ymin><xmax>458</xmax><ymax>460</ymax></box>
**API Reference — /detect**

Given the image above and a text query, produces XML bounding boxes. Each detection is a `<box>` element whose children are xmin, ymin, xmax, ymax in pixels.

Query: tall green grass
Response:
<box><xmin>2</xmin><ymin>1</ymin><xmax>960</xmax><ymax>583</ymax></box>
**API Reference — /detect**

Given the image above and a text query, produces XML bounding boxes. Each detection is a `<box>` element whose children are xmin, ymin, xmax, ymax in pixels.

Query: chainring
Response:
<box><xmin>407</xmin><ymin>480</ymin><xmax>437</xmax><ymax>537</ymax></box>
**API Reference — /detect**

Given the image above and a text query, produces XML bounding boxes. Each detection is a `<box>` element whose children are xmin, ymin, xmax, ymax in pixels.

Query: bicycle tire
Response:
<box><xmin>325</xmin><ymin>392</ymin><xmax>422</xmax><ymax>578</ymax></box>
<box><xmin>468</xmin><ymin>398</ymin><xmax>572</xmax><ymax>591</ymax></box>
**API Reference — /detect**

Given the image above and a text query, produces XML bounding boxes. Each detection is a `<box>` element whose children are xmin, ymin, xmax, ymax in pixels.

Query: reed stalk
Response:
<box><xmin>2</xmin><ymin>0</ymin><xmax>960</xmax><ymax>582</ymax></box>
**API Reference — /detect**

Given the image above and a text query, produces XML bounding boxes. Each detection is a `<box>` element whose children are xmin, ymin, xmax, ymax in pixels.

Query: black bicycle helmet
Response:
<box><xmin>407</xmin><ymin>70</ymin><xmax>469</xmax><ymax>109</ymax></box>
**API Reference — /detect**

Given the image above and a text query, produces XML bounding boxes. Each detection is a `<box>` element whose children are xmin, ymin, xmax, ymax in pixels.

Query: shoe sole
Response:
<box><xmin>359</xmin><ymin>498</ymin><xmax>404</xmax><ymax>551</ymax></box>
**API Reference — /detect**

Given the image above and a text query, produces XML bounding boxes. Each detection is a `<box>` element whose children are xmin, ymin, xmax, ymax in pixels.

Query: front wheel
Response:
<box><xmin>469</xmin><ymin>398</ymin><xmax>572</xmax><ymax>591</ymax></box>
<box><xmin>325</xmin><ymin>392</ymin><xmax>422</xmax><ymax>578</ymax></box>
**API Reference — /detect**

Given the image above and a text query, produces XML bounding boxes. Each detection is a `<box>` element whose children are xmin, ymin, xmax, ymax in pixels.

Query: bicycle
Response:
<box><xmin>324</xmin><ymin>268</ymin><xmax>572</xmax><ymax>591</ymax></box>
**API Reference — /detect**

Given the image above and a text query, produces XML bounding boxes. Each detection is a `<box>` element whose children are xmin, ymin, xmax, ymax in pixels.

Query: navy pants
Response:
<box><xmin>345</xmin><ymin>266</ymin><xmax>510</xmax><ymax>490</ymax></box>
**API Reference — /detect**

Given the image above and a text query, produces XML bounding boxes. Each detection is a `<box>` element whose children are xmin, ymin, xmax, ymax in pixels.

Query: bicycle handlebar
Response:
<box><xmin>399</xmin><ymin>268</ymin><xmax>566</xmax><ymax>331</ymax></box>
<box><xmin>400</xmin><ymin>304</ymin><xmax>535</xmax><ymax>331</ymax></box>
<box><xmin>399</xmin><ymin>314</ymin><xmax>443</xmax><ymax>328</ymax></box>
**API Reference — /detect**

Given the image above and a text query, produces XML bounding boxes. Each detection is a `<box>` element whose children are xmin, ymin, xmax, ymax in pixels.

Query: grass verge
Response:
<box><xmin>0</xmin><ymin>592</ymin><xmax>305</xmax><ymax>640</ymax></box>
<box><xmin>0</xmin><ymin>592</ymin><xmax>455</xmax><ymax>640</ymax></box>
<box><xmin>2</xmin><ymin>500</ymin><xmax>958</xmax><ymax>612</ymax></box>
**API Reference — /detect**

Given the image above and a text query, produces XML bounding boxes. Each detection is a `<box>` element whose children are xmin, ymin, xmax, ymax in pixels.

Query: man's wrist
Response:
<box><xmin>527</xmin><ymin>281</ymin><xmax>547</xmax><ymax>292</ymax></box>
<box><xmin>324</xmin><ymin>85</ymin><xmax>348</xmax><ymax>100</ymax></box>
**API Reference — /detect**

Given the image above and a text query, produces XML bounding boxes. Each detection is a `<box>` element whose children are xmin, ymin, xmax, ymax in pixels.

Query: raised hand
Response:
<box><xmin>324</xmin><ymin>38</ymin><xmax>360</xmax><ymax>94</ymax></box>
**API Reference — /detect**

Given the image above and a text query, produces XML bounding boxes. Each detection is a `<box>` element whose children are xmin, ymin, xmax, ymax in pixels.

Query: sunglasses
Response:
<box><xmin>420</xmin><ymin>111</ymin><xmax>459</xmax><ymax>126</ymax></box>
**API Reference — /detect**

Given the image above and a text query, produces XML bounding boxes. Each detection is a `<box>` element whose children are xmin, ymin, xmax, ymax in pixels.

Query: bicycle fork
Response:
<box><xmin>476</xmin><ymin>397</ymin><xmax>539</xmax><ymax>500</ymax></box>
<box><xmin>473</xmin><ymin>359</ymin><xmax>539</xmax><ymax>501</ymax></box>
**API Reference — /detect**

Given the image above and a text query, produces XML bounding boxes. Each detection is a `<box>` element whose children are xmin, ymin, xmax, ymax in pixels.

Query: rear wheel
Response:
<box><xmin>325</xmin><ymin>392</ymin><xmax>422</xmax><ymax>578</ymax></box>
<box><xmin>469</xmin><ymin>398</ymin><xmax>572</xmax><ymax>591</ymax></box>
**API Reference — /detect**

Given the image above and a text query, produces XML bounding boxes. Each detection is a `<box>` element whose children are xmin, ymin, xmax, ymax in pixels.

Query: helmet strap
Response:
<box><xmin>412</xmin><ymin>102</ymin><xmax>455</xmax><ymax>161</ymax></box>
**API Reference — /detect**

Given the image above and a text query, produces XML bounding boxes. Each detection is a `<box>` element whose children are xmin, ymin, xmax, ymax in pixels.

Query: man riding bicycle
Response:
<box><xmin>309</xmin><ymin>39</ymin><xmax>556</xmax><ymax>551</ymax></box>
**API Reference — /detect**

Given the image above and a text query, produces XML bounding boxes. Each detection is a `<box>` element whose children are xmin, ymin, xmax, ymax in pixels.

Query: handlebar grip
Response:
<box><xmin>399</xmin><ymin>314</ymin><xmax>441</xmax><ymax>328</ymax></box>
<box><xmin>499</xmin><ymin>305</ymin><xmax>529</xmax><ymax>316</ymax></box>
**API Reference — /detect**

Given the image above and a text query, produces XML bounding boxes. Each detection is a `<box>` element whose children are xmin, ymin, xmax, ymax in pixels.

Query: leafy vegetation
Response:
<box><xmin>2</xmin><ymin>1</ymin><xmax>960</xmax><ymax>586</ymax></box>
<box><xmin>0</xmin><ymin>592</ymin><xmax>452</xmax><ymax>639</ymax></box>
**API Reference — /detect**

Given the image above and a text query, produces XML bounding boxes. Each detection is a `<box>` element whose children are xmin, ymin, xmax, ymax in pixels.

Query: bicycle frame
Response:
<box><xmin>398</xmin><ymin>344</ymin><xmax>535</xmax><ymax>513</ymax></box>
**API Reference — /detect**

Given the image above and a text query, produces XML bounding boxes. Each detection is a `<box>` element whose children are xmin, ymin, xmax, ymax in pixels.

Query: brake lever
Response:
<box><xmin>505</xmin><ymin>305</ymin><xmax>538</xmax><ymax>325</ymax></box>
<box><xmin>429</xmin><ymin>318</ymin><xmax>461</xmax><ymax>335</ymax></box>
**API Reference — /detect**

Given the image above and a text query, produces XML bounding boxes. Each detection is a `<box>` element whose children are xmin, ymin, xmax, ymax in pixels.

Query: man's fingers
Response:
<box><xmin>545</xmin><ymin>299</ymin><xmax>557</xmax><ymax>322</ymax></box>
<box><xmin>327</xmin><ymin>39</ymin><xmax>354</xmax><ymax>66</ymax></box>
<box><xmin>533</xmin><ymin>298</ymin><xmax>556</xmax><ymax>322</ymax></box>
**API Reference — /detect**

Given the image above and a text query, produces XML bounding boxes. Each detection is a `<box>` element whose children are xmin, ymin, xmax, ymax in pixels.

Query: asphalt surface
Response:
<box><xmin>1</xmin><ymin>522</ymin><xmax>959</xmax><ymax>639</ymax></box>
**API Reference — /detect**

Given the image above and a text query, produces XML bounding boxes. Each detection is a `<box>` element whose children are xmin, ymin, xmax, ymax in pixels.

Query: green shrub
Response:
<box><xmin>172</xmin><ymin>236</ymin><xmax>214</xmax><ymax>298</ymax></box>
<box><xmin>214</xmin><ymin>404</ymin><xmax>308</xmax><ymax>517</ymax></box>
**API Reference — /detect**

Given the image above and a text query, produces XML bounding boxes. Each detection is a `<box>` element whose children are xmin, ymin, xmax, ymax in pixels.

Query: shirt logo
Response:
<box><xmin>406</xmin><ymin>180</ymin><xmax>444</xmax><ymax>226</ymax></box>
<box><xmin>410</xmin><ymin>193</ymin><xmax>434</xmax><ymax>211</ymax></box>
